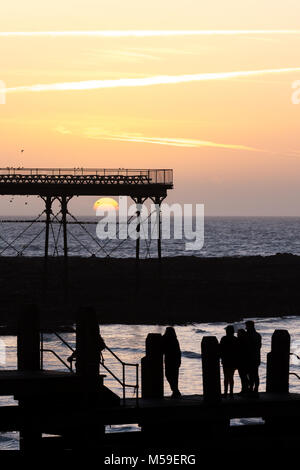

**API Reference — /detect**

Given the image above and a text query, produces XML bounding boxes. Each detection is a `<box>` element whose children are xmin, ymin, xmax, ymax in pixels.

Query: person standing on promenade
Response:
<box><xmin>245</xmin><ymin>320</ymin><xmax>262</xmax><ymax>396</ymax></box>
<box><xmin>162</xmin><ymin>327</ymin><xmax>182</xmax><ymax>398</ymax></box>
<box><xmin>220</xmin><ymin>325</ymin><xmax>238</xmax><ymax>398</ymax></box>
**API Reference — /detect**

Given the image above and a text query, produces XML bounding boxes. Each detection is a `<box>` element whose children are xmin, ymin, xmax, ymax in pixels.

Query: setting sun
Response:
<box><xmin>93</xmin><ymin>197</ymin><xmax>119</xmax><ymax>212</ymax></box>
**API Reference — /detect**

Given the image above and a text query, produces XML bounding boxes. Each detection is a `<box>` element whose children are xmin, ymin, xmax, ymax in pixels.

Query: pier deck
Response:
<box><xmin>0</xmin><ymin>168</ymin><xmax>173</xmax><ymax>197</ymax></box>
<box><xmin>101</xmin><ymin>393</ymin><xmax>300</xmax><ymax>425</ymax></box>
<box><xmin>1</xmin><ymin>383</ymin><xmax>300</xmax><ymax>431</ymax></box>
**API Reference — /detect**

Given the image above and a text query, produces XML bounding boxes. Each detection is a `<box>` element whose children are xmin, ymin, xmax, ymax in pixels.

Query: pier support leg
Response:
<box><xmin>157</xmin><ymin>202</ymin><xmax>161</xmax><ymax>261</ymax></box>
<box><xmin>60</xmin><ymin>195</ymin><xmax>71</xmax><ymax>299</ymax></box>
<box><xmin>131</xmin><ymin>196</ymin><xmax>147</xmax><ymax>261</ymax></box>
<box><xmin>43</xmin><ymin>195</ymin><xmax>53</xmax><ymax>293</ymax></box>
<box><xmin>44</xmin><ymin>195</ymin><xmax>52</xmax><ymax>260</ymax></box>
<box><xmin>135</xmin><ymin>197</ymin><xmax>142</xmax><ymax>261</ymax></box>
<box><xmin>61</xmin><ymin>195</ymin><xmax>68</xmax><ymax>261</ymax></box>
<box><xmin>152</xmin><ymin>196</ymin><xmax>165</xmax><ymax>261</ymax></box>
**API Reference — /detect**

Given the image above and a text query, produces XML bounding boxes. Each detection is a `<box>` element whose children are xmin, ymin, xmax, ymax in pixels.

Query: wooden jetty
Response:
<box><xmin>0</xmin><ymin>306</ymin><xmax>300</xmax><ymax>454</ymax></box>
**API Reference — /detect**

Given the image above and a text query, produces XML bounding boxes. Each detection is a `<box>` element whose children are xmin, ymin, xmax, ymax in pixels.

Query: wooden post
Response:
<box><xmin>17</xmin><ymin>304</ymin><xmax>41</xmax><ymax>452</ymax></box>
<box><xmin>201</xmin><ymin>336</ymin><xmax>221</xmax><ymax>402</ymax></box>
<box><xmin>141</xmin><ymin>333</ymin><xmax>163</xmax><ymax>398</ymax></box>
<box><xmin>266</xmin><ymin>329</ymin><xmax>290</xmax><ymax>393</ymax></box>
<box><xmin>17</xmin><ymin>304</ymin><xmax>40</xmax><ymax>371</ymax></box>
<box><xmin>76</xmin><ymin>307</ymin><xmax>100</xmax><ymax>379</ymax></box>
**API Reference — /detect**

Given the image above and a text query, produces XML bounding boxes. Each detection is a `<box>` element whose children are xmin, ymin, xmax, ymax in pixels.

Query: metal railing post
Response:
<box><xmin>136</xmin><ymin>364</ymin><xmax>139</xmax><ymax>406</ymax></box>
<box><xmin>40</xmin><ymin>332</ymin><xmax>43</xmax><ymax>370</ymax></box>
<box><xmin>122</xmin><ymin>364</ymin><xmax>126</xmax><ymax>404</ymax></box>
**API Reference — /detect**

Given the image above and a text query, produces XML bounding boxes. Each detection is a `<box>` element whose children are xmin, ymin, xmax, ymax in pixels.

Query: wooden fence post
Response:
<box><xmin>141</xmin><ymin>333</ymin><xmax>163</xmax><ymax>399</ymax></box>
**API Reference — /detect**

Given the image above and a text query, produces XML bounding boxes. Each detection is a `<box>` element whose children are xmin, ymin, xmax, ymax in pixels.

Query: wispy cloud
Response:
<box><xmin>85</xmin><ymin>49</ymin><xmax>160</xmax><ymax>63</ymax></box>
<box><xmin>1</xmin><ymin>30</ymin><xmax>300</xmax><ymax>38</ymax></box>
<box><xmin>5</xmin><ymin>67</ymin><xmax>300</xmax><ymax>94</ymax></box>
<box><xmin>57</xmin><ymin>127</ymin><xmax>260</xmax><ymax>152</ymax></box>
<box><xmin>55</xmin><ymin>126</ymin><xmax>72</xmax><ymax>135</ymax></box>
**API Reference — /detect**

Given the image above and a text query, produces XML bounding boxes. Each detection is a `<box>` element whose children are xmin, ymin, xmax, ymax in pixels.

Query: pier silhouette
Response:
<box><xmin>0</xmin><ymin>167</ymin><xmax>173</xmax><ymax>261</ymax></box>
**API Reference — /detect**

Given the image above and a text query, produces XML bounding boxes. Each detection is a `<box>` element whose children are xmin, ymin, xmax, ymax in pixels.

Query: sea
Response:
<box><xmin>0</xmin><ymin>216</ymin><xmax>300</xmax><ymax>258</ymax></box>
<box><xmin>1</xmin><ymin>216</ymin><xmax>300</xmax><ymax>449</ymax></box>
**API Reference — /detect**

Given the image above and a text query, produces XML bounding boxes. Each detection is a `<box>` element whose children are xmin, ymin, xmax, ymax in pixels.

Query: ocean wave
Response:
<box><xmin>108</xmin><ymin>347</ymin><xmax>143</xmax><ymax>354</ymax></box>
<box><xmin>182</xmin><ymin>351</ymin><xmax>202</xmax><ymax>359</ymax></box>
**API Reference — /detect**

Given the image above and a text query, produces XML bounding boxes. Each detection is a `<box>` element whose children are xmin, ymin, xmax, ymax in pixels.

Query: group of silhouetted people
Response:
<box><xmin>220</xmin><ymin>320</ymin><xmax>262</xmax><ymax>398</ymax></box>
<box><xmin>67</xmin><ymin>314</ymin><xmax>261</xmax><ymax>400</ymax></box>
<box><xmin>162</xmin><ymin>322</ymin><xmax>262</xmax><ymax>400</ymax></box>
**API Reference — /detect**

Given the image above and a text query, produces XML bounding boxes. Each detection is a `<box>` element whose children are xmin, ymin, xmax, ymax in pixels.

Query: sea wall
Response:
<box><xmin>0</xmin><ymin>254</ymin><xmax>299</xmax><ymax>326</ymax></box>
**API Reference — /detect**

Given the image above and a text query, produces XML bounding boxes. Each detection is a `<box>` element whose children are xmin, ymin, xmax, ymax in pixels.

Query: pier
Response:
<box><xmin>0</xmin><ymin>167</ymin><xmax>173</xmax><ymax>260</ymax></box>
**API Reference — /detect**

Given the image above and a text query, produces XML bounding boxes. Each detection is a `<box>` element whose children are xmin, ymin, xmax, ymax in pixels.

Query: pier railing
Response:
<box><xmin>40</xmin><ymin>330</ymin><xmax>75</xmax><ymax>373</ymax></box>
<box><xmin>40</xmin><ymin>331</ymin><xmax>139</xmax><ymax>405</ymax></box>
<box><xmin>290</xmin><ymin>352</ymin><xmax>300</xmax><ymax>380</ymax></box>
<box><xmin>0</xmin><ymin>167</ymin><xmax>173</xmax><ymax>186</ymax></box>
<box><xmin>103</xmin><ymin>345</ymin><xmax>139</xmax><ymax>405</ymax></box>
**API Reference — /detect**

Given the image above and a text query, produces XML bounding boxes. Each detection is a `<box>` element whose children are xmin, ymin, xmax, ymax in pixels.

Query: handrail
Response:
<box><xmin>40</xmin><ymin>330</ymin><xmax>75</xmax><ymax>373</ymax></box>
<box><xmin>42</xmin><ymin>348</ymin><xmax>74</xmax><ymax>373</ymax></box>
<box><xmin>53</xmin><ymin>331</ymin><xmax>75</xmax><ymax>353</ymax></box>
<box><xmin>104</xmin><ymin>345</ymin><xmax>139</xmax><ymax>404</ymax></box>
<box><xmin>290</xmin><ymin>352</ymin><xmax>300</xmax><ymax>360</ymax></box>
<box><xmin>290</xmin><ymin>372</ymin><xmax>300</xmax><ymax>380</ymax></box>
<box><xmin>40</xmin><ymin>331</ymin><xmax>139</xmax><ymax>405</ymax></box>
<box><xmin>289</xmin><ymin>353</ymin><xmax>300</xmax><ymax>380</ymax></box>
<box><xmin>105</xmin><ymin>345</ymin><xmax>138</xmax><ymax>367</ymax></box>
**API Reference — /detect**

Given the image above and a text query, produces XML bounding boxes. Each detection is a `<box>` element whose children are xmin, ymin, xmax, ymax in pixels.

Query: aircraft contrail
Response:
<box><xmin>4</xmin><ymin>67</ymin><xmax>300</xmax><ymax>94</ymax></box>
<box><xmin>1</xmin><ymin>29</ymin><xmax>300</xmax><ymax>38</ymax></box>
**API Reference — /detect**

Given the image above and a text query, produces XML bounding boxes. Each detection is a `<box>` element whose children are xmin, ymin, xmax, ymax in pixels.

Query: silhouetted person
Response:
<box><xmin>245</xmin><ymin>320</ymin><xmax>261</xmax><ymax>395</ymax></box>
<box><xmin>220</xmin><ymin>325</ymin><xmax>238</xmax><ymax>398</ymax></box>
<box><xmin>237</xmin><ymin>328</ymin><xmax>249</xmax><ymax>395</ymax></box>
<box><xmin>162</xmin><ymin>327</ymin><xmax>181</xmax><ymax>398</ymax></box>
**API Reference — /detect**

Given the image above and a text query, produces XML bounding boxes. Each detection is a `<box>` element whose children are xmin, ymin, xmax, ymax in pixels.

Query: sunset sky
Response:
<box><xmin>1</xmin><ymin>0</ymin><xmax>300</xmax><ymax>215</ymax></box>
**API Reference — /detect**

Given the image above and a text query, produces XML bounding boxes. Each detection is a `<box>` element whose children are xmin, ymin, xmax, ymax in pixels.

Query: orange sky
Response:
<box><xmin>1</xmin><ymin>1</ymin><xmax>300</xmax><ymax>215</ymax></box>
